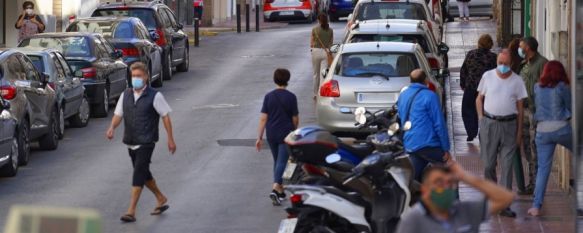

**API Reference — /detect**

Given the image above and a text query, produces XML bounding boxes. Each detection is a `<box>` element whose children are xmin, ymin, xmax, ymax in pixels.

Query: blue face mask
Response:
<box><xmin>497</xmin><ymin>65</ymin><xmax>511</xmax><ymax>74</ymax></box>
<box><xmin>518</xmin><ymin>47</ymin><xmax>526</xmax><ymax>59</ymax></box>
<box><xmin>131</xmin><ymin>77</ymin><xmax>145</xmax><ymax>90</ymax></box>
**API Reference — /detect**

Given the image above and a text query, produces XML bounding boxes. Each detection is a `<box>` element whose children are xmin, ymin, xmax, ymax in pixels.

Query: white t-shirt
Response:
<box><xmin>477</xmin><ymin>69</ymin><xmax>528</xmax><ymax>116</ymax></box>
<box><xmin>114</xmin><ymin>91</ymin><xmax>172</xmax><ymax>117</ymax></box>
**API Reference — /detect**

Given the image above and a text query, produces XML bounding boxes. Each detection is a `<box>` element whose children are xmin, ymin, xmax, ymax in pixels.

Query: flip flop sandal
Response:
<box><xmin>120</xmin><ymin>214</ymin><xmax>136</xmax><ymax>223</ymax></box>
<box><xmin>150</xmin><ymin>205</ymin><xmax>170</xmax><ymax>215</ymax></box>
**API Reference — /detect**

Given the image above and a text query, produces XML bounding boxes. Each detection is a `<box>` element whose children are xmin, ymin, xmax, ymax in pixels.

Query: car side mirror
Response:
<box><xmin>150</xmin><ymin>31</ymin><xmax>160</xmax><ymax>41</ymax></box>
<box><xmin>74</xmin><ymin>70</ymin><xmax>83</xmax><ymax>78</ymax></box>
<box><xmin>330</xmin><ymin>44</ymin><xmax>341</xmax><ymax>53</ymax></box>
<box><xmin>438</xmin><ymin>43</ymin><xmax>449</xmax><ymax>55</ymax></box>
<box><xmin>112</xmin><ymin>49</ymin><xmax>123</xmax><ymax>59</ymax></box>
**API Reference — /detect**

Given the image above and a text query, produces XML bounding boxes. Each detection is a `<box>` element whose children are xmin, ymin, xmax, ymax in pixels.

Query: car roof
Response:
<box><xmin>340</xmin><ymin>42</ymin><xmax>420</xmax><ymax>54</ymax></box>
<box><xmin>26</xmin><ymin>32</ymin><xmax>99</xmax><ymax>38</ymax></box>
<box><xmin>351</xmin><ymin>19</ymin><xmax>427</xmax><ymax>34</ymax></box>
<box><xmin>73</xmin><ymin>16</ymin><xmax>136</xmax><ymax>23</ymax></box>
<box><xmin>95</xmin><ymin>0</ymin><xmax>165</xmax><ymax>9</ymax></box>
<box><xmin>12</xmin><ymin>47</ymin><xmax>60</xmax><ymax>56</ymax></box>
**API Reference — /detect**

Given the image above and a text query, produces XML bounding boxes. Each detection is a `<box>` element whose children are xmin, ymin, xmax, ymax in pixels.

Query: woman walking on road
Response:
<box><xmin>456</xmin><ymin>0</ymin><xmax>471</xmax><ymax>22</ymax></box>
<box><xmin>527</xmin><ymin>61</ymin><xmax>573</xmax><ymax>216</ymax></box>
<box><xmin>459</xmin><ymin>34</ymin><xmax>497</xmax><ymax>141</ymax></box>
<box><xmin>256</xmin><ymin>69</ymin><xmax>299</xmax><ymax>206</ymax></box>
<box><xmin>310</xmin><ymin>13</ymin><xmax>333</xmax><ymax>100</ymax></box>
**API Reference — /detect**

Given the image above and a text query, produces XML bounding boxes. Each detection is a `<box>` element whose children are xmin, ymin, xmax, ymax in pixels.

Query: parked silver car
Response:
<box><xmin>446</xmin><ymin>0</ymin><xmax>493</xmax><ymax>19</ymax></box>
<box><xmin>344</xmin><ymin>19</ymin><xmax>450</xmax><ymax>69</ymax></box>
<box><xmin>316</xmin><ymin>42</ymin><xmax>446</xmax><ymax>134</ymax></box>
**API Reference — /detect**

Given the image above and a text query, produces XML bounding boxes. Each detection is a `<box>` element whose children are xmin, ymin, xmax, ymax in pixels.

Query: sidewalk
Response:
<box><xmin>183</xmin><ymin>10</ymin><xmax>288</xmax><ymax>36</ymax></box>
<box><xmin>445</xmin><ymin>18</ymin><xmax>576</xmax><ymax>233</ymax></box>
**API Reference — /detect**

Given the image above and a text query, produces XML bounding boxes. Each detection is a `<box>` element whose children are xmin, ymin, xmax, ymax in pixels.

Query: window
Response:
<box><xmin>348</xmin><ymin>34</ymin><xmax>432</xmax><ymax>53</ymax></box>
<box><xmin>113</xmin><ymin>22</ymin><xmax>135</xmax><ymax>39</ymax></box>
<box><xmin>94</xmin><ymin>39</ymin><xmax>109</xmax><ymax>59</ymax></box>
<box><xmin>55</xmin><ymin>52</ymin><xmax>73</xmax><ymax>77</ymax></box>
<box><xmin>17</xmin><ymin>55</ymin><xmax>40</xmax><ymax>82</ymax></box>
<box><xmin>163</xmin><ymin>8</ymin><xmax>178</xmax><ymax>28</ymax></box>
<box><xmin>19</xmin><ymin>37</ymin><xmax>92</xmax><ymax>58</ymax></box>
<box><xmin>3</xmin><ymin>55</ymin><xmax>25</xmax><ymax>81</ymax></box>
<box><xmin>335</xmin><ymin>53</ymin><xmax>419</xmax><ymax>78</ymax></box>
<box><xmin>356</xmin><ymin>2</ymin><xmax>427</xmax><ymax>21</ymax></box>
<box><xmin>92</xmin><ymin>9</ymin><xmax>158</xmax><ymax>30</ymax></box>
<box><xmin>51</xmin><ymin>54</ymin><xmax>66</xmax><ymax>82</ymax></box>
<box><xmin>28</xmin><ymin>55</ymin><xmax>45</xmax><ymax>73</ymax></box>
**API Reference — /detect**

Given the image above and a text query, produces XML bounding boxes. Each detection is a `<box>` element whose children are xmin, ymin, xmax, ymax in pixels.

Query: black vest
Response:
<box><xmin>122</xmin><ymin>87</ymin><xmax>160</xmax><ymax>145</ymax></box>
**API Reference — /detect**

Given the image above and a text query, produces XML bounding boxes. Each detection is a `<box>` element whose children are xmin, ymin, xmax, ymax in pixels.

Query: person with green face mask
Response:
<box><xmin>396</xmin><ymin>161</ymin><xmax>515</xmax><ymax>233</ymax></box>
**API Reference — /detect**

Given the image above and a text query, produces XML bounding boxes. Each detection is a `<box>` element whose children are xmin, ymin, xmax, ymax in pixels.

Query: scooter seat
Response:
<box><xmin>338</xmin><ymin>142</ymin><xmax>374</xmax><ymax>160</ymax></box>
<box><xmin>322</xmin><ymin>186</ymin><xmax>369</xmax><ymax>208</ymax></box>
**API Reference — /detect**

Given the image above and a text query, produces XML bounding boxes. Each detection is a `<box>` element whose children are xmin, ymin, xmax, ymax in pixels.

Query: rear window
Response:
<box><xmin>19</xmin><ymin>37</ymin><xmax>92</xmax><ymax>58</ymax></box>
<box><xmin>92</xmin><ymin>9</ymin><xmax>157</xmax><ymax>29</ymax></box>
<box><xmin>28</xmin><ymin>55</ymin><xmax>45</xmax><ymax>73</ymax></box>
<box><xmin>356</xmin><ymin>2</ymin><xmax>427</xmax><ymax>21</ymax></box>
<box><xmin>349</xmin><ymin>34</ymin><xmax>430</xmax><ymax>53</ymax></box>
<box><xmin>335</xmin><ymin>53</ymin><xmax>419</xmax><ymax>78</ymax></box>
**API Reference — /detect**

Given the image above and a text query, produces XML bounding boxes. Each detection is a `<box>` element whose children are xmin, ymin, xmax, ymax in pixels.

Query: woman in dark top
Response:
<box><xmin>256</xmin><ymin>68</ymin><xmax>299</xmax><ymax>206</ymax></box>
<box><xmin>459</xmin><ymin>34</ymin><xmax>497</xmax><ymax>141</ymax></box>
<box><xmin>15</xmin><ymin>1</ymin><xmax>45</xmax><ymax>43</ymax></box>
<box><xmin>508</xmin><ymin>38</ymin><xmax>523</xmax><ymax>73</ymax></box>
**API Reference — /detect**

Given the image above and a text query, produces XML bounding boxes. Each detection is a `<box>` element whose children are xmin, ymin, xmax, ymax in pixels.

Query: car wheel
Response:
<box><xmin>17</xmin><ymin>119</ymin><xmax>30</xmax><ymax>166</ymax></box>
<box><xmin>70</xmin><ymin>95</ymin><xmax>90</xmax><ymax>128</ymax></box>
<box><xmin>38</xmin><ymin>108</ymin><xmax>59</xmax><ymax>150</ymax></box>
<box><xmin>0</xmin><ymin>137</ymin><xmax>19</xmax><ymax>177</ymax></box>
<box><xmin>176</xmin><ymin>46</ymin><xmax>189</xmax><ymax>72</ymax></box>
<box><xmin>162</xmin><ymin>52</ymin><xmax>173</xmax><ymax>80</ymax></box>
<box><xmin>57</xmin><ymin>106</ymin><xmax>65</xmax><ymax>139</ymax></box>
<box><xmin>92</xmin><ymin>87</ymin><xmax>109</xmax><ymax>118</ymax></box>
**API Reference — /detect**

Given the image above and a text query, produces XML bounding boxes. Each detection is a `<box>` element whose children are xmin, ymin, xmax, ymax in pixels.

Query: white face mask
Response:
<box><xmin>25</xmin><ymin>9</ymin><xmax>34</xmax><ymax>15</ymax></box>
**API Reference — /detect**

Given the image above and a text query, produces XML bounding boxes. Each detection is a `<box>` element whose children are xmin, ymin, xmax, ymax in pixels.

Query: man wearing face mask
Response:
<box><xmin>475</xmin><ymin>50</ymin><xmax>527</xmax><ymax>218</ymax></box>
<box><xmin>518</xmin><ymin>37</ymin><xmax>548</xmax><ymax>195</ymax></box>
<box><xmin>14</xmin><ymin>1</ymin><xmax>45</xmax><ymax>43</ymax></box>
<box><xmin>106</xmin><ymin>62</ymin><xmax>176</xmax><ymax>223</ymax></box>
<box><xmin>396</xmin><ymin>161</ymin><xmax>514</xmax><ymax>233</ymax></box>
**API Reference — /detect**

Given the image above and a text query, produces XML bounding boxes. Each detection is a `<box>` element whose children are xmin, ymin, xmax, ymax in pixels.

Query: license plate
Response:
<box><xmin>277</xmin><ymin>218</ymin><xmax>298</xmax><ymax>233</ymax></box>
<box><xmin>280</xmin><ymin>11</ymin><xmax>294</xmax><ymax>16</ymax></box>
<box><xmin>282</xmin><ymin>160</ymin><xmax>297</xmax><ymax>180</ymax></box>
<box><xmin>356</xmin><ymin>92</ymin><xmax>397</xmax><ymax>104</ymax></box>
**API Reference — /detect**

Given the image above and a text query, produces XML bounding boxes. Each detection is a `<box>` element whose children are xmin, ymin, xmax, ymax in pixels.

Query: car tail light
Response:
<box><xmin>428</xmin><ymin>57</ymin><xmax>439</xmax><ymax>69</ymax></box>
<box><xmin>0</xmin><ymin>86</ymin><xmax>17</xmax><ymax>100</ymax></box>
<box><xmin>319</xmin><ymin>80</ymin><xmax>340</xmax><ymax>97</ymax></box>
<box><xmin>121</xmin><ymin>47</ymin><xmax>140</xmax><ymax>57</ymax></box>
<box><xmin>290</xmin><ymin>194</ymin><xmax>303</xmax><ymax>205</ymax></box>
<box><xmin>155</xmin><ymin>28</ymin><xmax>167</xmax><ymax>47</ymax></box>
<box><xmin>80</xmin><ymin>67</ymin><xmax>97</xmax><ymax>79</ymax></box>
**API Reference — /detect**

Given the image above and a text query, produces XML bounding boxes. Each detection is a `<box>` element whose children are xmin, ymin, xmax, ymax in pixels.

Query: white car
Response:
<box><xmin>346</xmin><ymin>0</ymin><xmax>443</xmax><ymax>43</ymax></box>
<box><xmin>263</xmin><ymin>0</ymin><xmax>328</xmax><ymax>22</ymax></box>
<box><xmin>343</xmin><ymin>19</ymin><xmax>450</xmax><ymax>69</ymax></box>
<box><xmin>316</xmin><ymin>42</ymin><xmax>446</xmax><ymax>134</ymax></box>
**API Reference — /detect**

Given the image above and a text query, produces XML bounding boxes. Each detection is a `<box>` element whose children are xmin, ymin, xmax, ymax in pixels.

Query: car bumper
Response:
<box><xmin>316</xmin><ymin>97</ymin><xmax>392</xmax><ymax>133</ymax></box>
<box><xmin>82</xmin><ymin>81</ymin><xmax>106</xmax><ymax>105</ymax></box>
<box><xmin>264</xmin><ymin>9</ymin><xmax>311</xmax><ymax>21</ymax></box>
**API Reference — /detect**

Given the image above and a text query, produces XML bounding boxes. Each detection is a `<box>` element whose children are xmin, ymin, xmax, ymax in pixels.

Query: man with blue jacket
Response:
<box><xmin>397</xmin><ymin>69</ymin><xmax>450</xmax><ymax>181</ymax></box>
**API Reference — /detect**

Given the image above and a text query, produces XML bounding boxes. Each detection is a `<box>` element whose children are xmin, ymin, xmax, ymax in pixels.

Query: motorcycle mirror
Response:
<box><xmin>325</xmin><ymin>153</ymin><xmax>342</xmax><ymax>164</ymax></box>
<box><xmin>388</xmin><ymin>123</ymin><xmax>400</xmax><ymax>136</ymax></box>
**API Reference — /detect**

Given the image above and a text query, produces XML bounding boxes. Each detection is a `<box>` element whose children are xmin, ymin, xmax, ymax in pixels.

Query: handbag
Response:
<box><xmin>314</xmin><ymin>30</ymin><xmax>333</xmax><ymax>66</ymax></box>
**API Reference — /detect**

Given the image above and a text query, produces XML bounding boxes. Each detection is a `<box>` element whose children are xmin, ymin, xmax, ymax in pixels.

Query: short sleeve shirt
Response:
<box><xmin>477</xmin><ymin>69</ymin><xmax>528</xmax><ymax>116</ymax></box>
<box><xmin>261</xmin><ymin>89</ymin><xmax>299</xmax><ymax>144</ymax></box>
<box><xmin>395</xmin><ymin>197</ymin><xmax>489</xmax><ymax>233</ymax></box>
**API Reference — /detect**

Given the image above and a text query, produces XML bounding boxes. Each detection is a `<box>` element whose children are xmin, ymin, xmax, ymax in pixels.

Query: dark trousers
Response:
<box><xmin>128</xmin><ymin>144</ymin><xmax>155</xmax><ymax>187</ymax></box>
<box><xmin>462</xmin><ymin>89</ymin><xmax>479</xmax><ymax>139</ymax></box>
<box><xmin>410</xmin><ymin>147</ymin><xmax>447</xmax><ymax>181</ymax></box>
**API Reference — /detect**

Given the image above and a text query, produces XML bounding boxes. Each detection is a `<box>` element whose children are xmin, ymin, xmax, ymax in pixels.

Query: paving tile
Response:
<box><xmin>444</xmin><ymin>19</ymin><xmax>575</xmax><ymax>233</ymax></box>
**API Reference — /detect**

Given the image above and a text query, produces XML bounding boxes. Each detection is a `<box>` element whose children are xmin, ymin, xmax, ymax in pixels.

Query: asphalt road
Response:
<box><xmin>0</xmin><ymin>22</ymin><xmax>346</xmax><ymax>232</ymax></box>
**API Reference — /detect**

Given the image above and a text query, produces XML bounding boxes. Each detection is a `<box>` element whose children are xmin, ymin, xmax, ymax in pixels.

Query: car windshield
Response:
<box><xmin>349</xmin><ymin>34</ymin><xmax>431</xmax><ymax>53</ymax></box>
<box><xmin>93</xmin><ymin>9</ymin><xmax>157</xmax><ymax>30</ymax></box>
<box><xmin>336</xmin><ymin>52</ymin><xmax>419</xmax><ymax>78</ymax></box>
<box><xmin>28</xmin><ymin>55</ymin><xmax>45</xmax><ymax>73</ymax></box>
<box><xmin>356</xmin><ymin>2</ymin><xmax>426</xmax><ymax>21</ymax></box>
<box><xmin>19</xmin><ymin>37</ymin><xmax>92</xmax><ymax>57</ymax></box>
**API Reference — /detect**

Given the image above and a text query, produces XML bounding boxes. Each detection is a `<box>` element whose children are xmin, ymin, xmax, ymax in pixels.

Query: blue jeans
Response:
<box><xmin>410</xmin><ymin>147</ymin><xmax>446</xmax><ymax>181</ymax></box>
<box><xmin>268</xmin><ymin>141</ymin><xmax>289</xmax><ymax>185</ymax></box>
<box><xmin>532</xmin><ymin>124</ymin><xmax>573</xmax><ymax>209</ymax></box>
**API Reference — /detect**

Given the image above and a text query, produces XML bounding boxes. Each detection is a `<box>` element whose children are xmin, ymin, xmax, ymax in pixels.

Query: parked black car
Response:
<box><xmin>0</xmin><ymin>49</ymin><xmax>59</xmax><ymax>168</ymax></box>
<box><xmin>92</xmin><ymin>0</ymin><xmax>190</xmax><ymax>80</ymax></box>
<box><xmin>18</xmin><ymin>33</ymin><xmax>128</xmax><ymax>118</ymax></box>
<box><xmin>66</xmin><ymin>16</ymin><xmax>164</xmax><ymax>87</ymax></box>
<box><xmin>0</xmin><ymin>96</ymin><xmax>19</xmax><ymax>177</ymax></box>
<box><xmin>16</xmin><ymin>47</ymin><xmax>90</xmax><ymax>136</ymax></box>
